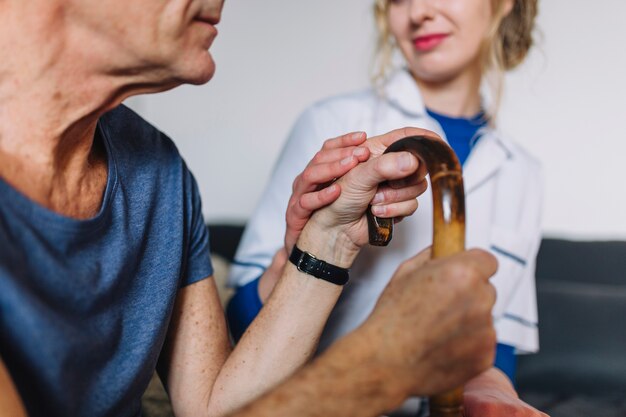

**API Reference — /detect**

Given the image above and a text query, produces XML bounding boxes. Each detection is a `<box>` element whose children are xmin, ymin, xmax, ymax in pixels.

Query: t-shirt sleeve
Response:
<box><xmin>182</xmin><ymin>170</ymin><xmax>214</xmax><ymax>287</ymax></box>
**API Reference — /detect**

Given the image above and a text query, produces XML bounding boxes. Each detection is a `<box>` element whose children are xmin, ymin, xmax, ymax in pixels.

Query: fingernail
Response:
<box><xmin>371</xmin><ymin>205</ymin><xmax>385</xmax><ymax>216</ymax></box>
<box><xmin>371</xmin><ymin>191</ymin><xmax>384</xmax><ymax>204</ymax></box>
<box><xmin>325</xmin><ymin>184</ymin><xmax>337</xmax><ymax>194</ymax></box>
<box><xmin>353</xmin><ymin>147</ymin><xmax>367</xmax><ymax>157</ymax></box>
<box><xmin>351</xmin><ymin>132</ymin><xmax>364</xmax><ymax>140</ymax></box>
<box><xmin>399</xmin><ymin>153</ymin><xmax>413</xmax><ymax>171</ymax></box>
<box><xmin>340</xmin><ymin>156</ymin><xmax>353</xmax><ymax>165</ymax></box>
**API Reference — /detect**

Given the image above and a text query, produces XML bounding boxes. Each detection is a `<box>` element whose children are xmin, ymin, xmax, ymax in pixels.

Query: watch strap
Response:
<box><xmin>289</xmin><ymin>245</ymin><xmax>349</xmax><ymax>286</ymax></box>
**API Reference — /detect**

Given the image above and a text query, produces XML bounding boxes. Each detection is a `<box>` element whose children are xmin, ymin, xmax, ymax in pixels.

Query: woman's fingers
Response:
<box><xmin>321</xmin><ymin>131</ymin><xmax>367</xmax><ymax>150</ymax></box>
<box><xmin>284</xmin><ymin>132</ymin><xmax>369</xmax><ymax>251</ymax></box>
<box><xmin>300</xmin><ymin>150</ymin><xmax>367</xmax><ymax>188</ymax></box>
<box><xmin>298</xmin><ymin>183</ymin><xmax>342</xmax><ymax>212</ymax></box>
<box><xmin>292</xmin><ymin>137</ymin><xmax>370</xmax><ymax>196</ymax></box>
<box><xmin>311</xmin><ymin>145</ymin><xmax>369</xmax><ymax>165</ymax></box>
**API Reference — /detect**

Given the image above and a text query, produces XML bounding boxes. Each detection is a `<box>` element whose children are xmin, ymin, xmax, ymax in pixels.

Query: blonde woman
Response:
<box><xmin>228</xmin><ymin>0</ymin><xmax>544</xmax><ymax>414</ymax></box>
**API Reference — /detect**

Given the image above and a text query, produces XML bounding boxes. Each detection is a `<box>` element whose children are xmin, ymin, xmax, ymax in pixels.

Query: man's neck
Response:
<box><xmin>0</xmin><ymin>2</ymin><xmax>124</xmax><ymax>218</ymax></box>
<box><xmin>0</xmin><ymin>99</ymin><xmax>112</xmax><ymax>219</ymax></box>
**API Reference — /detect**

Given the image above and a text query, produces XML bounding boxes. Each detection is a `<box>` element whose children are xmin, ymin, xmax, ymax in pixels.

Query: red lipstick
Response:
<box><xmin>413</xmin><ymin>33</ymin><xmax>449</xmax><ymax>52</ymax></box>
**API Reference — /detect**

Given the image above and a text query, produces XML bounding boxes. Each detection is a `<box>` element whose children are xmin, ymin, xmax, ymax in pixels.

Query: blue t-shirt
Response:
<box><xmin>0</xmin><ymin>106</ymin><xmax>213</xmax><ymax>417</ymax></box>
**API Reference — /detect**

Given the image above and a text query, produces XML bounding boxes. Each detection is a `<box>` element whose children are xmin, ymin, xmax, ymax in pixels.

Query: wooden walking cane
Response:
<box><xmin>367</xmin><ymin>134</ymin><xmax>466</xmax><ymax>417</ymax></box>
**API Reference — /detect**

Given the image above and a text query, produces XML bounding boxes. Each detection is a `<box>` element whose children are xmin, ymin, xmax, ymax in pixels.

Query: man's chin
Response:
<box><xmin>178</xmin><ymin>54</ymin><xmax>216</xmax><ymax>86</ymax></box>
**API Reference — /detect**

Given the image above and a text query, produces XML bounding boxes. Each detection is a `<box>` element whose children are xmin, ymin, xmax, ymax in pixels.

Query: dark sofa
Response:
<box><xmin>517</xmin><ymin>239</ymin><xmax>626</xmax><ymax>416</ymax></box>
<box><xmin>179</xmin><ymin>226</ymin><xmax>626</xmax><ymax>417</ymax></box>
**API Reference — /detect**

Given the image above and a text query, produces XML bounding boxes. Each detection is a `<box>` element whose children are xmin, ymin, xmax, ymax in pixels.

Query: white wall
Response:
<box><xmin>126</xmin><ymin>0</ymin><xmax>626</xmax><ymax>240</ymax></box>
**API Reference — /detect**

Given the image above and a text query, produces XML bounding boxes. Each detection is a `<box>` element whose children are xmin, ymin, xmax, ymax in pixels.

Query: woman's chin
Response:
<box><xmin>409</xmin><ymin>65</ymin><xmax>463</xmax><ymax>85</ymax></box>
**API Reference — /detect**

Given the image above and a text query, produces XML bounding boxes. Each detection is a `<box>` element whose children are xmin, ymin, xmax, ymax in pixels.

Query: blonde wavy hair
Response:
<box><xmin>373</xmin><ymin>0</ymin><xmax>538</xmax><ymax>117</ymax></box>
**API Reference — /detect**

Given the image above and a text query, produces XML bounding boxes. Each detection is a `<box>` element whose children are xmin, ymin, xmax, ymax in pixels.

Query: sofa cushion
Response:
<box><xmin>518</xmin><ymin>239</ymin><xmax>626</xmax><ymax>396</ymax></box>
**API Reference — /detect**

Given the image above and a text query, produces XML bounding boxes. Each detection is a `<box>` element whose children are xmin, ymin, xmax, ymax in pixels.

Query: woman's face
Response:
<box><xmin>387</xmin><ymin>0</ymin><xmax>509</xmax><ymax>83</ymax></box>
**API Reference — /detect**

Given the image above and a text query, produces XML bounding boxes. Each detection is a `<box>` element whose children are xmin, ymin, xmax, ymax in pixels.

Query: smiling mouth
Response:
<box><xmin>413</xmin><ymin>33</ymin><xmax>449</xmax><ymax>52</ymax></box>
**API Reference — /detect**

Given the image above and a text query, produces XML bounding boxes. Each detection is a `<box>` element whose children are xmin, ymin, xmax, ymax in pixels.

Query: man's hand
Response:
<box><xmin>284</xmin><ymin>127</ymin><xmax>433</xmax><ymax>256</ymax></box>
<box><xmin>299</xmin><ymin>127</ymin><xmax>433</xmax><ymax>261</ymax></box>
<box><xmin>361</xmin><ymin>248</ymin><xmax>499</xmax><ymax>398</ymax></box>
<box><xmin>231</xmin><ymin>248</ymin><xmax>500</xmax><ymax>417</ymax></box>
<box><xmin>463</xmin><ymin>368</ymin><xmax>549</xmax><ymax>417</ymax></box>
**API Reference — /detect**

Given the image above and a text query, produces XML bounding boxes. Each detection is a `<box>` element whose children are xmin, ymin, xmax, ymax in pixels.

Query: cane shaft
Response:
<box><xmin>429</xmin><ymin>174</ymin><xmax>465</xmax><ymax>417</ymax></box>
<box><xmin>367</xmin><ymin>135</ymin><xmax>466</xmax><ymax>417</ymax></box>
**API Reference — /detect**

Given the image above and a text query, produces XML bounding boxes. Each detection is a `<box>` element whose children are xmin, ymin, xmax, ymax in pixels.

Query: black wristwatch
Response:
<box><xmin>289</xmin><ymin>245</ymin><xmax>349</xmax><ymax>286</ymax></box>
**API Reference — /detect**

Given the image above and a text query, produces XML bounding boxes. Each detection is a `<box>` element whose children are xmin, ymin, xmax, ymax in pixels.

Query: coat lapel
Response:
<box><xmin>384</xmin><ymin>69</ymin><xmax>512</xmax><ymax>195</ymax></box>
<box><xmin>463</xmin><ymin>131</ymin><xmax>512</xmax><ymax>194</ymax></box>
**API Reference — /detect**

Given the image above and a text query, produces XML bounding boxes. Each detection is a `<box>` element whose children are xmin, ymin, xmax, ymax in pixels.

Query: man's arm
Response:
<box><xmin>211</xmin><ymin>136</ymin><xmax>425</xmax><ymax>415</ymax></box>
<box><xmin>162</xmin><ymin>128</ymin><xmax>428</xmax><ymax>417</ymax></box>
<box><xmin>231</xmin><ymin>249</ymin><xmax>499</xmax><ymax>417</ymax></box>
<box><xmin>0</xmin><ymin>357</ymin><xmax>27</xmax><ymax>417</ymax></box>
<box><xmin>230</xmin><ymin>327</ymin><xmax>407</xmax><ymax>417</ymax></box>
<box><xmin>157</xmin><ymin>277</ymin><xmax>232</xmax><ymax>417</ymax></box>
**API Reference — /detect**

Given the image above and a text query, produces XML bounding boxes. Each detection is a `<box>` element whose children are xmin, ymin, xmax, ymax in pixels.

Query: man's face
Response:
<box><xmin>67</xmin><ymin>0</ymin><xmax>224</xmax><ymax>86</ymax></box>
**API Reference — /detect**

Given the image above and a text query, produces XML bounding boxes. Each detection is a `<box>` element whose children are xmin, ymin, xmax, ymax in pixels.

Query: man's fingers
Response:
<box><xmin>371</xmin><ymin>199</ymin><xmax>418</xmax><ymax>219</ymax></box>
<box><xmin>440</xmin><ymin>249</ymin><xmax>498</xmax><ymax>285</ymax></box>
<box><xmin>371</xmin><ymin>182</ymin><xmax>427</xmax><ymax>206</ymax></box>
<box><xmin>351</xmin><ymin>151</ymin><xmax>419</xmax><ymax>190</ymax></box>
<box><xmin>388</xmin><ymin>168</ymin><xmax>427</xmax><ymax>189</ymax></box>
<box><xmin>400</xmin><ymin>247</ymin><xmax>432</xmax><ymax>271</ymax></box>
<box><xmin>452</xmin><ymin>249</ymin><xmax>499</xmax><ymax>282</ymax></box>
<box><xmin>367</xmin><ymin>127</ymin><xmax>441</xmax><ymax>155</ymax></box>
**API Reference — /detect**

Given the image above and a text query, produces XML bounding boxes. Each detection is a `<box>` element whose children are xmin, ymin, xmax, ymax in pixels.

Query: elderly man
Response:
<box><xmin>0</xmin><ymin>1</ymin><xmax>540</xmax><ymax>416</ymax></box>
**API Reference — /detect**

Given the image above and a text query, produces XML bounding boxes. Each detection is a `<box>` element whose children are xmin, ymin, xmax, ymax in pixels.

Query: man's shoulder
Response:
<box><xmin>99</xmin><ymin>104</ymin><xmax>182</xmax><ymax>165</ymax></box>
<box><xmin>98</xmin><ymin>105</ymin><xmax>197</xmax><ymax>206</ymax></box>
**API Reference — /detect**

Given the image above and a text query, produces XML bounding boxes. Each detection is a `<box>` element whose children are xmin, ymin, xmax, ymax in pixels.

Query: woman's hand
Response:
<box><xmin>284</xmin><ymin>131</ymin><xmax>370</xmax><ymax>254</ymax></box>
<box><xmin>259</xmin><ymin>131</ymin><xmax>372</xmax><ymax>302</ymax></box>
<box><xmin>463</xmin><ymin>368</ymin><xmax>549</xmax><ymax>417</ymax></box>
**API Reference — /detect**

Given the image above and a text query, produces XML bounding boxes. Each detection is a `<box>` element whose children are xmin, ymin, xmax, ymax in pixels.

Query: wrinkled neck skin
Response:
<box><xmin>412</xmin><ymin>61</ymin><xmax>483</xmax><ymax>119</ymax></box>
<box><xmin>0</xmin><ymin>2</ymin><xmax>173</xmax><ymax>217</ymax></box>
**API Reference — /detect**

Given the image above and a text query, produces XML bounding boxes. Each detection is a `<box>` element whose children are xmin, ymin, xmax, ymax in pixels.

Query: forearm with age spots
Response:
<box><xmin>228</xmin><ymin>330</ymin><xmax>406</xmax><ymax>417</ymax></box>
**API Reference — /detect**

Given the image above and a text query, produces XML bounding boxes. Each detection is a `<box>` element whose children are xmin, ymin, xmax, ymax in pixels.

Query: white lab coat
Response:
<box><xmin>228</xmin><ymin>69</ymin><xmax>542</xmax><ymax>355</ymax></box>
